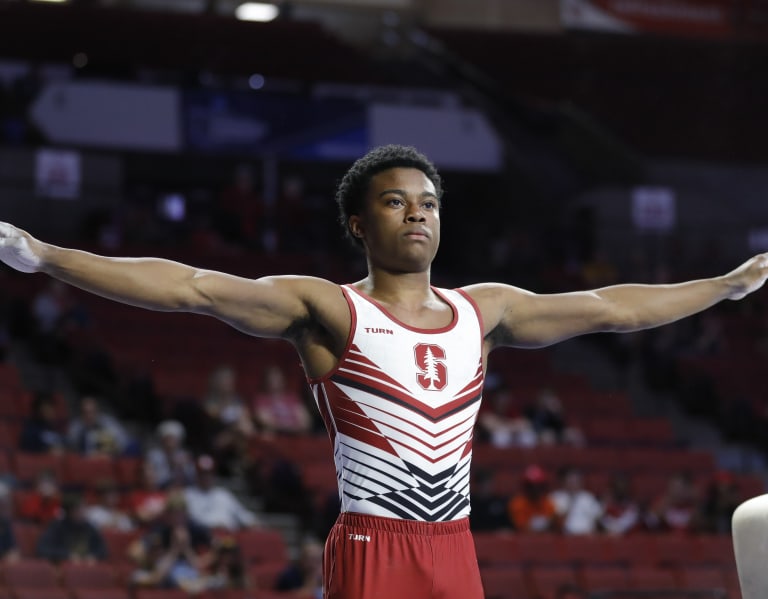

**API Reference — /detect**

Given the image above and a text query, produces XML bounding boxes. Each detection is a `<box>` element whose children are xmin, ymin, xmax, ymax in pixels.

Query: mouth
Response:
<box><xmin>404</xmin><ymin>228</ymin><xmax>430</xmax><ymax>240</ymax></box>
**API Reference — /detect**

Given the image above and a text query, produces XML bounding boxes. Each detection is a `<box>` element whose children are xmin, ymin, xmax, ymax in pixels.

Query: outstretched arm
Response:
<box><xmin>467</xmin><ymin>254</ymin><xmax>768</xmax><ymax>349</ymax></box>
<box><xmin>0</xmin><ymin>222</ymin><xmax>335</xmax><ymax>340</ymax></box>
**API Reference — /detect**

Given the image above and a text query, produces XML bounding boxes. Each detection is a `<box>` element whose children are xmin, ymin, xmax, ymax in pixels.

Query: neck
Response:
<box><xmin>361</xmin><ymin>266</ymin><xmax>432</xmax><ymax>304</ymax></box>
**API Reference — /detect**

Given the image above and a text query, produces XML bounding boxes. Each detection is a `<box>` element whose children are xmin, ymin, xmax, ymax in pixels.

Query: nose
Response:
<box><xmin>404</xmin><ymin>204</ymin><xmax>426</xmax><ymax>222</ymax></box>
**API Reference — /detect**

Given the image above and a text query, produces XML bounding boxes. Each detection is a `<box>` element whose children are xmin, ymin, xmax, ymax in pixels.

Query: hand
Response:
<box><xmin>726</xmin><ymin>254</ymin><xmax>768</xmax><ymax>300</ymax></box>
<box><xmin>0</xmin><ymin>222</ymin><xmax>43</xmax><ymax>273</ymax></box>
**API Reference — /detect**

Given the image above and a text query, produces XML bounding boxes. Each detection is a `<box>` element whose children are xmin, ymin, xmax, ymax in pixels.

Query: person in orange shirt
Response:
<box><xmin>508</xmin><ymin>465</ymin><xmax>561</xmax><ymax>533</ymax></box>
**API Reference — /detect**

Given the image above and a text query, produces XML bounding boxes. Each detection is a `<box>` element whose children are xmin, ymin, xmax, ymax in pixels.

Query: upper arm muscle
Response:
<box><xmin>466</xmin><ymin>283</ymin><xmax>620</xmax><ymax>349</ymax></box>
<box><xmin>190</xmin><ymin>272</ymin><xmax>335</xmax><ymax>340</ymax></box>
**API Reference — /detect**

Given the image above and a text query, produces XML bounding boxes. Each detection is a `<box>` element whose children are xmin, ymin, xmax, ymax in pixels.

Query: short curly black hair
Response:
<box><xmin>335</xmin><ymin>145</ymin><xmax>443</xmax><ymax>247</ymax></box>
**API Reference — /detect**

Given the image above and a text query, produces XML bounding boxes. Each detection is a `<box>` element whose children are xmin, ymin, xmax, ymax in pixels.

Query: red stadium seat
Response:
<box><xmin>480</xmin><ymin>566</ymin><xmax>530</xmax><ymax>599</ymax></box>
<box><xmin>529</xmin><ymin>564</ymin><xmax>580</xmax><ymax>599</ymax></box>
<box><xmin>73</xmin><ymin>590</ymin><xmax>131</xmax><ymax>599</ymax></box>
<box><xmin>60</xmin><ymin>562</ymin><xmax>119</xmax><ymax>589</ymax></box>
<box><xmin>695</xmin><ymin>535</ymin><xmax>736</xmax><ymax>566</ymax></box>
<box><xmin>473</xmin><ymin>533</ymin><xmax>522</xmax><ymax>567</ymax></box>
<box><xmin>678</xmin><ymin>565</ymin><xmax>727</xmax><ymax>591</ymax></box>
<box><xmin>237</xmin><ymin>528</ymin><xmax>288</xmax><ymax>566</ymax></box>
<box><xmin>581</xmin><ymin>565</ymin><xmax>630</xmax><ymax>594</ymax></box>
<box><xmin>516</xmin><ymin>533</ymin><xmax>567</xmax><ymax>565</ymax></box>
<box><xmin>628</xmin><ymin>566</ymin><xmax>679</xmax><ymax>591</ymax></box>
<box><xmin>652</xmin><ymin>534</ymin><xmax>699</xmax><ymax>567</ymax></box>
<box><xmin>12</xmin><ymin>589</ymin><xmax>70</xmax><ymax>599</ymax></box>
<box><xmin>13</xmin><ymin>452</ymin><xmax>63</xmax><ymax>485</ymax></box>
<box><xmin>2</xmin><ymin>558</ymin><xmax>60</xmax><ymax>589</ymax></box>
<box><xmin>248</xmin><ymin>560</ymin><xmax>290</xmax><ymax>591</ymax></box>
<box><xmin>101</xmin><ymin>530</ymin><xmax>141</xmax><ymax>564</ymax></box>
<box><xmin>12</xmin><ymin>523</ymin><xmax>41</xmax><ymax>558</ymax></box>
<box><xmin>60</xmin><ymin>455</ymin><xmax>116</xmax><ymax>489</ymax></box>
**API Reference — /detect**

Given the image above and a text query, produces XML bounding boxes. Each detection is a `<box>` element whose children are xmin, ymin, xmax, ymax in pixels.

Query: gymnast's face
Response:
<box><xmin>349</xmin><ymin>167</ymin><xmax>441</xmax><ymax>273</ymax></box>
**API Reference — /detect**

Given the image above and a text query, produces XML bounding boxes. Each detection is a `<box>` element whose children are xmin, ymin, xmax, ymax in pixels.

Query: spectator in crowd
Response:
<box><xmin>200</xmin><ymin>536</ymin><xmax>245</xmax><ymax>591</ymax></box>
<box><xmin>696</xmin><ymin>470</ymin><xmax>742</xmax><ymax>534</ymax></box>
<box><xmin>18</xmin><ymin>392</ymin><xmax>65</xmax><ymax>454</ymax></box>
<box><xmin>84</xmin><ymin>479</ymin><xmax>134</xmax><ymax>532</ymax></box>
<box><xmin>551</xmin><ymin>466</ymin><xmax>603</xmax><ymax>535</ymax></box>
<box><xmin>145</xmin><ymin>420</ymin><xmax>196</xmax><ymax>488</ymax></box>
<box><xmin>508</xmin><ymin>465</ymin><xmax>560</xmax><ymax>533</ymax></box>
<box><xmin>127</xmin><ymin>461</ymin><xmax>170</xmax><ymax>526</ymax></box>
<box><xmin>67</xmin><ymin>395</ymin><xmax>129</xmax><ymax>456</ymax></box>
<box><xmin>476</xmin><ymin>387</ymin><xmax>536</xmax><ymax>448</ymax></box>
<box><xmin>184</xmin><ymin>454</ymin><xmax>260</xmax><ymax>532</ymax></box>
<box><xmin>214</xmin><ymin>163</ymin><xmax>266</xmax><ymax>250</ymax></box>
<box><xmin>251</xmin><ymin>364</ymin><xmax>312</xmax><ymax>436</ymax></box>
<box><xmin>646</xmin><ymin>471</ymin><xmax>699</xmax><ymax>533</ymax></box>
<box><xmin>599</xmin><ymin>473</ymin><xmax>641</xmax><ymax>536</ymax></box>
<box><xmin>0</xmin><ymin>482</ymin><xmax>19</xmax><ymax>562</ymax></box>
<box><xmin>129</xmin><ymin>492</ymin><xmax>213</xmax><ymax>590</ymax></box>
<box><xmin>18</xmin><ymin>469</ymin><xmax>61</xmax><ymax>524</ymax></box>
<box><xmin>203</xmin><ymin>365</ymin><xmax>254</xmax><ymax>475</ymax></box>
<box><xmin>30</xmin><ymin>279</ymin><xmax>88</xmax><ymax>365</ymax></box>
<box><xmin>469</xmin><ymin>468</ymin><xmax>511</xmax><ymax>531</ymax></box>
<box><xmin>524</xmin><ymin>388</ymin><xmax>585</xmax><ymax>446</ymax></box>
<box><xmin>32</xmin><ymin>279</ymin><xmax>88</xmax><ymax>334</ymax></box>
<box><xmin>36</xmin><ymin>493</ymin><xmax>108</xmax><ymax>563</ymax></box>
<box><xmin>275</xmin><ymin>536</ymin><xmax>324</xmax><ymax>597</ymax></box>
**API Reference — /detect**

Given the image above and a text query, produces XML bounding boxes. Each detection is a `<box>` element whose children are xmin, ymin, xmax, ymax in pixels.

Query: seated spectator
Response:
<box><xmin>275</xmin><ymin>536</ymin><xmax>323</xmax><ymax>597</ymax></box>
<box><xmin>129</xmin><ymin>492</ymin><xmax>213</xmax><ymax>591</ymax></box>
<box><xmin>477</xmin><ymin>387</ymin><xmax>536</xmax><ymax>448</ymax></box>
<box><xmin>599</xmin><ymin>473</ymin><xmax>641</xmax><ymax>536</ymax></box>
<box><xmin>646</xmin><ymin>471</ymin><xmax>699</xmax><ymax>533</ymax></box>
<box><xmin>84</xmin><ymin>479</ymin><xmax>134</xmax><ymax>532</ymax></box>
<box><xmin>66</xmin><ymin>395</ymin><xmax>129</xmax><ymax>456</ymax></box>
<box><xmin>126</xmin><ymin>462</ymin><xmax>169</xmax><ymax>526</ymax></box>
<box><xmin>18</xmin><ymin>392</ymin><xmax>65</xmax><ymax>454</ymax></box>
<box><xmin>696</xmin><ymin>470</ymin><xmax>741</xmax><ymax>534</ymax></box>
<box><xmin>203</xmin><ymin>365</ymin><xmax>254</xmax><ymax>475</ymax></box>
<box><xmin>31</xmin><ymin>279</ymin><xmax>88</xmax><ymax>365</ymax></box>
<box><xmin>180</xmin><ymin>536</ymin><xmax>245</xmax><ymax>593</ymax></box>
<box><xmin>145</xmin><ymin>420</ymin><xmax>196</xmax><ymax>488</ymax></box>
<box><xmin>184</xmin><ymin>455</ymin><xmax>260</xmax><ymax>532</ymax></box>
<box><xmin>524</xmin><ymin>388</ymin><xmax>585</xmax><ymax>446</ymax></box>
<box><xmin>551</xmin><ymin>466</ymin><xmax>603</xmax><ymax>535</ymax></box>
<box><xmin>36</xmin><ymin>493</ymin><xmax>108</xmax><ymax>563</ymax></box>
<box><xmin>0</xmin><ymin>482</ymin><xmax>19</xmax><ymax>562</ymax></box>
<box><xmin>508</xmin><ymin>465</ymin><xmax>560</xmax><ymax>533</ymax></box>
<box><xmin>251</xmin><ymin>364</ymin><xmax>312</xmax><ymax>436</ymax></box>
<box><xmin>18</xmin><ymin>470</ymin><xmax>61</xmax><ymax>524</ymax></box>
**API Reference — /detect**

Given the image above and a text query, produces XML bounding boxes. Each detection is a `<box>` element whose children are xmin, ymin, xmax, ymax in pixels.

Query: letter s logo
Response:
<box><xmin>414</xmin><ymin>343</ymin><xmax>447</xmax><ymax>391</ymax></box>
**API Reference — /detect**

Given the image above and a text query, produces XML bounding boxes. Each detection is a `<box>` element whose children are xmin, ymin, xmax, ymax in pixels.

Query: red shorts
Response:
<box><xmin>323</xmin><ymin>512</ymin><xmax>484</xmax><ymax>599</ymax></box>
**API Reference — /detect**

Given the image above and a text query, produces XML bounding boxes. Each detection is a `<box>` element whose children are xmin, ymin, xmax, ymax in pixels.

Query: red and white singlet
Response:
<box><xmin>310</xmin><ymin>284</ymin><xmax>485</xmax><ymax>522</ymax></box>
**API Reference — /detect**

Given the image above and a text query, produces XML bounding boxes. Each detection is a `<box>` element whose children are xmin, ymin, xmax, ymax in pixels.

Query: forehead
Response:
<box><xmin>367</xmin><ymin>167</ymin><xmax>436</xmax><ymax>197</ymax></box>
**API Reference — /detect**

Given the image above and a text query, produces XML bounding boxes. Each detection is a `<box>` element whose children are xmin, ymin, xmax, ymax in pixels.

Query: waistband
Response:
<box><xmin>336</xmin><ymin>512</ymin><xmax>470</xmax><ymax>536</ymax></box>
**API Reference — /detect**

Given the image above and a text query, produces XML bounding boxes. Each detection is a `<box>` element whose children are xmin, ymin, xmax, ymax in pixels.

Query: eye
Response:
<box><xmin>386</xmin><ymin>197</ymin><xmax>404</xmax><ymax>207</ymax></box>
<box><xmin>422</xmin><ymin>200</ymin><xmax>437</xmax><ymax>210</ymax></box>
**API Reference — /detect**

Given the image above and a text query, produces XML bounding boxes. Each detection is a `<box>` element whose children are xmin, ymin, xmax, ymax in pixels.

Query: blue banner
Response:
<box><xmin>183</xmin><ymin>89</ymin><xmax>368</xmax><ymax>160</ymax></box>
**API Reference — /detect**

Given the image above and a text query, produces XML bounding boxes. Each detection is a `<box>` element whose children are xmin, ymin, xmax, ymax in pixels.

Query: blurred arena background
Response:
<box><xmin>0</xmin><ymin>0</ymin><xmax>767</xmax><ymax>598</ymax></box>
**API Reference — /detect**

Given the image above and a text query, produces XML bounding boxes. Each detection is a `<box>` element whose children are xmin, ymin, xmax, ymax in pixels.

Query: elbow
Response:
<box><xmin>602</xmin><ymin>303</ymin><xmax>642</xmax><ymax>333</ymax></box>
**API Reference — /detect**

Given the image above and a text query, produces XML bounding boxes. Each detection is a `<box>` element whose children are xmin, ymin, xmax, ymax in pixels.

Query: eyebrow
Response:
<box><xmin>378</xmin><ymin>189</ymin><xmax>438</xmax><ymax>199</ymax></box>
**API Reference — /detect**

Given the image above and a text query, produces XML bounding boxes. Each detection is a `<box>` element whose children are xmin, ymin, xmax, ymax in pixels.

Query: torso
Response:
<box><xmin>307</xmin><ymin>284</ymin><xmax>485</xmax><ymax>521</ymax></box>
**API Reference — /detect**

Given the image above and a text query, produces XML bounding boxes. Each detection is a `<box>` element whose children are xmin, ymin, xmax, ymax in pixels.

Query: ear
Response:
<box><xmin>348</xmin><ymin>215</ymin><xmax>364</xmax><ymax>239</ymax></box>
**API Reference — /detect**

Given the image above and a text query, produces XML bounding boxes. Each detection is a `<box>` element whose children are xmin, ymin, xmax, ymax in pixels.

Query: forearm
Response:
<box><xmin>595</xmin><ymin>276</ymin><xmax>734</xmax><ymax>332</ymax></box>
<box><xmin>40</xmin><ymin>244</ymin><xmax>201</xmax><ymax>312</ymax></box>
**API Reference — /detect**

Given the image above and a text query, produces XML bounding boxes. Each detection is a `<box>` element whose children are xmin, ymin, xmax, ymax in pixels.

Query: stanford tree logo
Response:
<box><xmin>414</xmin><ymin>343</ymin><xmax>447</xmax><ymax>391</ymax></box>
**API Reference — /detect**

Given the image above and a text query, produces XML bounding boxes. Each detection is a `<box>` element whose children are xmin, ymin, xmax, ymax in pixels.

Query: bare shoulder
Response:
<box><xmin>461</xmin><ymin>282</ymin><xmax>534</xmax><ymax>336</ymax></box>
<box><xmin>265</xmin><ymin>274</ymin><xmax>350</xmax><ymax>330</ymax></box>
